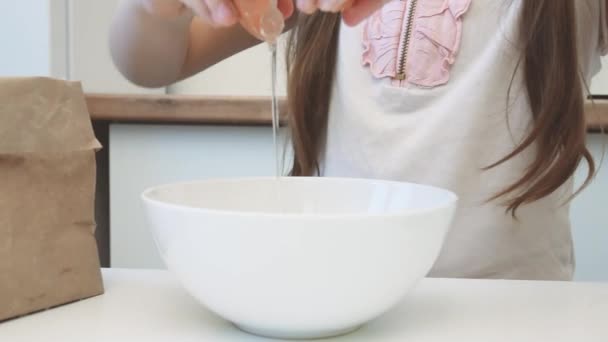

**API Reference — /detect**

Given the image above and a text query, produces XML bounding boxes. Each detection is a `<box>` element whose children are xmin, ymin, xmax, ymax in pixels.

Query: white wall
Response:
<box><xmin>169</xmin><ymin>38</ymin><xmax>288</xmax><ymax>96</ymax></box>
<box><xmin>592</xmin><ymin>57</ymin><xmax>608</xmax><ymax>94</ymax></box>
<box><xmin>0</xmin><ymin>1</ymin><xmax>162</xmax><ymax>93</ymax></box>
<box><xmin>109</xmin><ymin>124</ymin><xmax>286</xmax><ymax>268</ymax></box>
<box><xmin>68</xmin><ymin>0</ymin><xmax>162</xmax><ymax>93</ymax></box>
<box><xmin>49</xmin><ymin>0</ymin><xmax>70</xmax><ymax>79</ymax></box>
<box><xmin>63</xmin><ymin>1</ymin><xmax>286</xmax><ymax>95</ymax></box>
<box><xmin>572</xmin><ymin>135</ymin><xmax>607</xmax><ymax>281</ymax></box>
<box><xmin>0</xmin><ymin>1</ymin><xmax>53</xmax><ymax>77</ymax></box>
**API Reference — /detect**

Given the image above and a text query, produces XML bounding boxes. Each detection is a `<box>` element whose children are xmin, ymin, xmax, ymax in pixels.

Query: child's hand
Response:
<box><xmin>140</xmin><ymin>0</ymin><xmax>294</xmax><ymax>27</ymax></box>
<box><xmin>296</xmin><ymin>0</ymin><xmax>386</xmax><ymax>25</ymax></box>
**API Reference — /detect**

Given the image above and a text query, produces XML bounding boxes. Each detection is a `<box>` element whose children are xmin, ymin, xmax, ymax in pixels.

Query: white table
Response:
<box><xmin>1</xmin><ymin>269</ymin><xmax>607</xmax><ymax>341</ymax></box>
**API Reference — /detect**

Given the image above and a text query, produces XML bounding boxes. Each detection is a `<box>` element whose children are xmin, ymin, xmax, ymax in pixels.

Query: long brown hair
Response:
<box><xmin>286</xmin><ymin>1</ymin><xmax>595</xmax><ymax>214</ymax></box>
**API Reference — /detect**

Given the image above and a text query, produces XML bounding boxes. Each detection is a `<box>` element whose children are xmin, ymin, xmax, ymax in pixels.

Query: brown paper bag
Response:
<box><xmin>0</xmin><ymin>77</ymin><xmax>104</xmax><ymax>321</ymax></box>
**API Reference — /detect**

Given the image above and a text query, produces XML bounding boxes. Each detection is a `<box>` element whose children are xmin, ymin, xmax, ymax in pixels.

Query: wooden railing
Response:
<box><xmin>86</xmin><ymin>93</ymin><xmax>607</xmax><ymax>131</ymax></box>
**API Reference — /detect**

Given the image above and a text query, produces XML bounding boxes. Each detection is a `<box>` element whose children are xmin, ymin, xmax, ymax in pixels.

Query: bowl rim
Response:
<box><xmin>141</xmin><ymin>176</ymin><xmax>458</xmax><ymax>219</ymax></box>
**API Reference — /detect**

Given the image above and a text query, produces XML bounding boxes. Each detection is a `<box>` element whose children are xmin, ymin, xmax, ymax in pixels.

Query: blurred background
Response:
<box><xmin>1</xmin><ymin>1</ymin><xmax>606</xmax><ymax>281</ymax></box>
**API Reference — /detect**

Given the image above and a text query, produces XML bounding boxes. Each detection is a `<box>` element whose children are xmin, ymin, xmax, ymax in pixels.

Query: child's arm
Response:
<box><xmin>109</xmin><ymin>0</ymin><xmax>383</xmax><ymax>88</ymax></box>
<box><xmin>109</xmin><ymin>0</ymin><xmax>261</xmax><ymax>88</ymax></box>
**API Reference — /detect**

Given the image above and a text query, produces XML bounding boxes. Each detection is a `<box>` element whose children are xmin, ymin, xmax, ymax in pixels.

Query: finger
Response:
<box><xmin>278</xmin><ymin>0</ymin><xmax>295</xmax><ymax>18</ymax></box>
<box><xmin>296</xmin><ymin>0</ymin><xmax>318</xmax><ymax>14</ymax></box>
<box><xmin>341</xmin><ymin>0</ymin><xmax>355</xmax><ymax>11</ymax></box>
<box><xmin>342</xmin><ymin>0</ymin><xmax>384</xmax><ymax>26</ymax></box>
<box><xmin>185</xmin><ymin>0</ymin><xmax>213</xmax><ymax>22</ymax></box>
<box><xmin>205</xmin><ymin>0</ymin><xmax>238</xmax><ymax>26</ymax></box>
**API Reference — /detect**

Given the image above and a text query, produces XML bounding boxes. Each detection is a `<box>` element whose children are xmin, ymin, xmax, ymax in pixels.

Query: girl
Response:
<box><xmin>110</xmin><ymin>0</ymin><xmax>606</xmax><ymax>280</ymax></box>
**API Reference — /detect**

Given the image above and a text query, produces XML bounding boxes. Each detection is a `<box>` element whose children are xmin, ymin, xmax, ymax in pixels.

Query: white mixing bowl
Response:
<box><xmin>142</xmin><ymin>177</ymin><xmax>457</xmax><ymax>339</ymax></box>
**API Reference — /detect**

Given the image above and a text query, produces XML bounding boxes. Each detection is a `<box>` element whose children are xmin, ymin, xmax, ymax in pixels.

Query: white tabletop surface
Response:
<box><xmin>1</xmin><ymin>269</ymin><xmax>607</xmax><ymax>341</ymax></box>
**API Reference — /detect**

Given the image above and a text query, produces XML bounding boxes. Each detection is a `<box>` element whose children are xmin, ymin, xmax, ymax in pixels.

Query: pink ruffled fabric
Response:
<box><xmin>362</xmin><ymin>0</ymin><xmax>472</xmax><ymax>88</ymax></box>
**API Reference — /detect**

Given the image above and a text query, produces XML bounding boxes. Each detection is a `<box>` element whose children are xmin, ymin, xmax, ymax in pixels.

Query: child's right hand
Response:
<box><xmin>140</xmin><ymin>0</ymin><xmax>294</xmax><ymax>27</ymax></box>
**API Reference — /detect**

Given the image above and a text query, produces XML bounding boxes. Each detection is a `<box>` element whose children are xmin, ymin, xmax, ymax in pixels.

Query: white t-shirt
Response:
<box><xmin>322</xmin><ymin>0</ymin><xmax>607</xmax><ymax>280</ymax></box>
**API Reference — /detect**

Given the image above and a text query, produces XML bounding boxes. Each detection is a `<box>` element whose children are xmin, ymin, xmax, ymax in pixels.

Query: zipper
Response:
<box><xmin>396</xmin><ymin>0</ymin><xmax>419</xmax><ymax>80</ymax></box>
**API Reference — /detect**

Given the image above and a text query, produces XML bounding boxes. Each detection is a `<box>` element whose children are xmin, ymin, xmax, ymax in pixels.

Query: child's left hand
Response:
<box><xmin>296</xmin><ymin>0</ymin><xmax>386</xmax><ymax>26</ymax></box>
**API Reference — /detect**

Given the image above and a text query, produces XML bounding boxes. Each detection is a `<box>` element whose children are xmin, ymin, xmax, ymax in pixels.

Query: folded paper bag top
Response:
<box><xmin>0</xmin><ymin>77</ymin><xmax>101</xmax><ymax>154</ymax></box>
<box><xmin>0</xmin><ymin>77</ymin><xmax>104</xmax><ymax>321</ymax></box>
